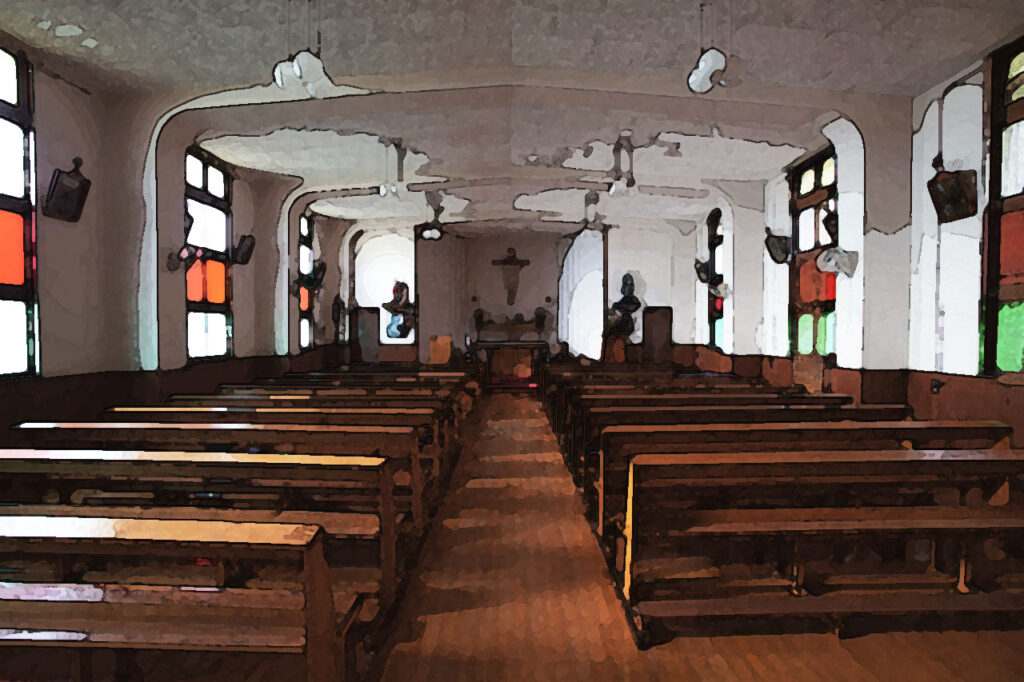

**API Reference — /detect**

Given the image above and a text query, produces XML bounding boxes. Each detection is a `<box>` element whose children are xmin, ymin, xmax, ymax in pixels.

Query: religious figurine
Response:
<box><xmin>602</xmin><ymin>273</ymin><xmax>641</xmax><ymax>362</ymax></box>
<box><xmin>383</xmin><ymin>281</ymin><xmax>416</xmax><ymax>338</ymax></box>
<box><xmin>491</xmin><ymin>247</ymin><xmax>530</xmax><ymax>306</ymax></box>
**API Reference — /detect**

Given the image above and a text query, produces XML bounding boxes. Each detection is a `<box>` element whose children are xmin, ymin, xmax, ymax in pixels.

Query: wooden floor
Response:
<box><xmin>377</xmin><ymin>393</ymin><xmax>1024</xmax><ymax>681</ymax></box>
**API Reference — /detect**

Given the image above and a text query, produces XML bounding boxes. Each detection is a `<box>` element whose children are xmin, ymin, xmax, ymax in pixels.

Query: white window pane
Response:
<box><xmin>207</xmin><ymin>166</ymin><xmax>225</xmax><ymax>198</ymax></box>
<box><xmin>185</xmin><ymin>199</ymin><xmax>228</xmax><ymax>252</ymax></box>
<box><xmin>1002</xmin><ymin>121</ymin><xmax>1024</xmax><ymax>198</ymax></box>
<box><xmin>798</xmin><ymin>208</ymin><xmax>815</xmax><ymax>251</ymax></box>
<box><xmin>0</xmin><ymin>49</ymin><xmax>17</xmax><ymax>106</ymax></box>
<box><xmin>820</xmin><ymin>157</ymin><xmax>836</xmax><ymax>186</ymax></box>
<box><xmin>299</xmin><ymin>244</ymin><xmax>313</xmax><ymax>274</ymax></box>
<box><xmin>185</xmin><ymin>154</ymin><xmax>204</xmax><ymax>188</ymax></box>
<box><xmin>300</xmin><ymin>317</ymin><xmax>311</xmax><ymax>348</ymax></box>
<box><xmin>799</xmin><ymin>168</ymin><xmax>814</xmax><ymax>195</ymax></box>
<box><xmin>28</xmin><ymin>131</ymin><xmax>35</xmax><ymax>204</ymax></box>
<box><xmin>0</xmin><ymin>300</ymin><xmax>29</xmax><ymax>375</ymax></box>
<box><xmin>299</xmin><ymin>216</ymin><xmax>309</xmax><ymax>237</ymax></box>
<box><xmin>0</xmin><ymin>119</ymin><xmax>25</xmax><ymax>199</ymax></box>
<box><xmin>187</xmin><ymin>311</ymin><xmax>228</xmax><ymax>358</ymax></box>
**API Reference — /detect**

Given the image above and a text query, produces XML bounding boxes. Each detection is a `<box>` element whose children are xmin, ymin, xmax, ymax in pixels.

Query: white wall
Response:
<box><xmin>909</xmin><ymin>76</ymin><xmax>985</xmax><ymax>375</ymax></box>
<box><xmin>761</xmin><ymin>174</ymin><xmax>791</xmax><ymax>356</ymax></box>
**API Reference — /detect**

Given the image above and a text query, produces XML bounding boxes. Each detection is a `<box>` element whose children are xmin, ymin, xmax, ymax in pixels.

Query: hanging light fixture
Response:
<box><xmin>687</xmin><ymin>1</ymin><xmax>729</xmax><ymax>94</ymax></box>
<box><xmin>272</xmin><ymin>0</ymin><xmax>334</xmax><ymax>98</ymax></box>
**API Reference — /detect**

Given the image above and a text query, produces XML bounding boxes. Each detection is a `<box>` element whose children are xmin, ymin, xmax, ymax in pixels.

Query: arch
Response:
<box><xmin>821</xmin><ymin>116</ymin><xmax>866</xmax><ymax>369</ymax></box>
<box><xmin>354</xmin><ymin>231</ymin><xmax>416</xmax><ymax>344</ymax></box>
<box><xmin>558</xmin><ymin>229</ymin><xmax>603</xmax><ymax>356</ymax></box>
<box><xmin>567</xmin><ymin>270</ymin><xmax>604</xmax><ymax>359</ymax></box>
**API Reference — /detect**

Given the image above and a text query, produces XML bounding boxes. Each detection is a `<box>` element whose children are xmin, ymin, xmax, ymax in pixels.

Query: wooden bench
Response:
<box><xmin>0</xmin><ymin>516</ymin><xmax>357</xmax><ymax>681</ymax></box>
<box><xmin>593</xmin><ymin>420</ymin><xmax>1014</xmax><ymax>534</ymax></box>
<box><xmin>567</xmin><ymin>403</ymin><xmax>909</xmax><ymax>485</ymax></box>
<box><xmin>8</xmin><ymin>423</ymin><xmax>435</xmax><ymax>531</ymax></box>
<box><xmin>105</xmin><ymin>405</ymin><xmax>453</xmax><ymax>471</ymax></box>
<box><xmin>617</xmin><ymin>449</ymin><xmax>1024</xmax><ymax>643</ymax></box>
<box><xmin>0</xmin><ymin>449</ymin><xmax>403</xmax><ymax>604</ymax></box>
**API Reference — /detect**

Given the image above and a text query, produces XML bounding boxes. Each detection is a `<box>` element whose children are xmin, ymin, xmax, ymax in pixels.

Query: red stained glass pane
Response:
<box><xmin>1000</xmin><ymin>210</ymin><xmax>1024</xmax><ymax>285</ymax></box>
<box><xmin>0</xmin><ymin>209</ymin><xmax>24</xmax><ymax>285</ymax></box>
<box><xmin>300</xmin><ymin>287</ymin><xmax>310</xmax><ymax>312</ymax></box>
<box><xmin>824</xmin><ymin>272</ymin><xmax>837</xmax><ymax>300</ymax></box>
<box><xmin>714</xmin><ymin>296</ymin><xmax>723</xmax><ymax>312</ymax></box>
<box><xmin>206</xmin><ymin>260</ymin><xmax>226</xmax><ymax>304</ymax></box>
<box><xmin>185</xmin><ymin>260</ymin><xmax>204</xmax><ymax>302</ymax></box>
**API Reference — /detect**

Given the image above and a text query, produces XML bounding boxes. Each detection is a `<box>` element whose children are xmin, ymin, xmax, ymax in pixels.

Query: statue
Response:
<box><xmin>382</xmin><ymin>281</ymin><xmax>416</xmax><ymax>338</ymax></box>
<box><xmin>602</xmin><ymin>273</ymin><xmax>641</xmax><ymax>363</ymax></box>
<box><xmin>491</xmin><ymin>247</ymin><xmax>530</xmax><ymax>306</ymax></box>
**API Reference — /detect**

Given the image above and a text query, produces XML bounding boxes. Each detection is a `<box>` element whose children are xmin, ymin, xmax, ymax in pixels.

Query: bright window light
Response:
<box><xmin>0</xmin><ymin>49</ymin><xmax>16</xmax><ymax>106</ymax></box>
<box><xmin>299</xmin><ymin>317</ymin><xmax>311</xmax><ymax>348</ymax></box>
<box><xmin>207</xmin><ymin>166</ymin><xmax>225</xmax><ymax>198</ymax></box>
<box><xmin>820</xmin><ymin>157</ymin><xmax>836</xmax><ymax>186</ymax></box>
<box><xmin>798</xmin><ymin>208</ymin><xmax>815</xmax><ymax>251</ymax></box>
<box><xmin>799</xmin><ymin>168</ymin><xmax>815</xmax><ymax>195</ymax></box>
<box><xmin>0</xmin><ymin>299</ymin><xmax>29</xmax><ymax>375</ymax></box>
<box><xmin>299</xmin><ymin>244</ymin><xmax>313</xmax><ymax>274</ymax></box>
<box><xmin>187</xmin><ymin>311</ymin><xmax>228</xmax><ymax>358</ymax></box>
<box><xmin>185</xmin><ymin>199</ymin><xmax>228</xmax><ymax>252</ymax></box>
<box><xmin>299</xmin><ymin>216</ymin><xmax>309</xmax><ymax>237</ymax></box>
<box><xmin>1002</xmin><ymin>121</ymin><xmax>1024</xmax><ymax>198</ymax></box>
<box><xmin>185</xmin><ymin>154</ymin><xmax>204</xmax><ymax>188</ymax></box>
<box><xmin>0</xmin><ymin>118</ymin><xmax>25</xmax><ymax>199</ymax></box>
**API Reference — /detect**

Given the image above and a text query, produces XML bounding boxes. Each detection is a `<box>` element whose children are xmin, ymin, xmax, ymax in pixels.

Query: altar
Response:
<box><xmin>472</xmin><ymin>340</ymin><xmax>549</xmax><ymax>389</ymax></box>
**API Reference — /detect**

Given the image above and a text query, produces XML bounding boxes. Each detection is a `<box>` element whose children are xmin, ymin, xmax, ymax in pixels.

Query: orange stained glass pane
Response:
<box><xmin>299</xmin><ymin>286</ymin><xmax>310</xmax><ymax>311</ymax></box>
<box><xmin>206</xmin><ymin>260</ymin><xmax>227</xmax><ymax>304</ymax></box>
<box><xmin>1001</xmin><ymin>210</ymin><xmax>1024</xmax><ymax>285</ymax></box>
<box><xmin>185</xmin><ymin>260</ymin><xmax>205</xmax><ymax>302</ymax></box>
<box><xmin>0</xmin><ymin>209</ymin><xmax>24</xmax><ymax>285</ymax></box>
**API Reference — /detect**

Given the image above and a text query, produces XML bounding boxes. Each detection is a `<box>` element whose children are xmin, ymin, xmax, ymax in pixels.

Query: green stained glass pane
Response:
<box><xmin>996</xmin><ymin>301</ymin><xmax>1024</xmax><ymax>372</ymax></box>
<box><xmin>713</xmin><ymin>317</ymin><xmax>724</xmax><ymax>348</ymax></box>
<box><xmin>825</xmin><ymin>311</ymin><xmax>836</xmax><ymax>355</ymax></box>
<box><xmin>797</xmin><ymin>314</ymin><xmax>814</xmax><ymax>355</ymax></box>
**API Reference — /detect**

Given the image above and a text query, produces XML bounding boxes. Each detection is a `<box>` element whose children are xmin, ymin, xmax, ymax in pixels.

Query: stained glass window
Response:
<box><xmin>984</xmin><ymin>38</ymin><xmax>1024</xmax><ymax>374</ymax></box>
<box><xmin>705</xmin><ymin>208</ymin><xmax>725</xmax><ymax>350</ymax></box>
<box><xmin>0</xmin><ymin>47</ymin><xmax>36</xmax><ymax>376</ymax></box>
<box><xmin>297</xmin><ymin>212</ymin><xmax>315</xmax><ymax>350</ymax></box>
<box><xmin>183</xmin><ymin>147</ymin><xmax>232</xmax><ymax>361</ymax></box>
<box><xmin>788</xmin><ymin>147</ymin><xmax>838</xmax><ymax>357</ymax></box>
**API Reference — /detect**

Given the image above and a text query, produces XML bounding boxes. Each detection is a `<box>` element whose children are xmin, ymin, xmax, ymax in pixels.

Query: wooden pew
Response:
<box><xmin>619</xmin><ymin>449</ymin><xmax>1024</xmax><ymax>642</ymax></box>
<box><xmin>594</xmin><ymin>420</ymin><xmax>1014</xmax><ymax>535</ymax></box>
<box><xmin>0</xmin><ymin>516</ymin><xmax>356</xmax><ymax>681</ymax></box>
<box><xmin>548</xmin><ymin>375</ymin><xmax>770</xmax><ymax>437</ymax></box>
<box><xmin>566</xmin><ymin>402</ymin><xmax>909</xmax><ymax>485</ymax></box>
<box><xmin>8</xmin><ymin>423</ymin><xmax>434</xmax><ymax>531</ymax></box>
<box><xmin>0</xmin><ymin>449</ymin><xmax>402</xmax><ymax>605</ymax></box>
<box><xmin>565</xmin><ymin>391</ymin><xmax>856</xmax><ymax>466</ymax></box>
<box><xmin>105</xmin><ymin>405</ymin><xmax>453</xmax><ymax>473</ymax></box>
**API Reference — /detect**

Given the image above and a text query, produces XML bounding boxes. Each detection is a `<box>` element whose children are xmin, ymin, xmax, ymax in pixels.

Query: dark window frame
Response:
<box><xmin>981</xmin><ymin>34</ymin><xmax>1024</xmax><ymax>374</ymax></box>
<box><xmin>183</xmin><ymin>146</ymin><xmax>233</xmax><ymax>362</ymax></box>
<box><xmin>298</xmin><ymin>212</ymin><xmax>315</xmax><ymax>350</ymax></box>
<box><xmin>0</xmin><ymin>46</ymin><xmax>38</xmax><ymax>379</ymax></box>
<box><xmin>787</xmin><ymin>146</ymin><xmax>839</xmax><ymax>358</ymax></box>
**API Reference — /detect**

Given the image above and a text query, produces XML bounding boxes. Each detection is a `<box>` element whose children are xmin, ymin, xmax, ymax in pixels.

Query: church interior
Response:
<box><xmin>1</xmin><ymin>1</ymin><xmax>1024</xmax><ymax>679</ymax></box>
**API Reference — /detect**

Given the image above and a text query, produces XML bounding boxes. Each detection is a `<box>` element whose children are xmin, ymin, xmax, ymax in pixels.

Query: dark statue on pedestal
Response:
<box><xmin>383</xmin><ymin>281</ymin><xmax>416</xmax><ymax>338</ymax></box>
<box><xmin>603</xmin><ymin>273</ymin><xmax>641</xmax><ymax>362</ymax></box>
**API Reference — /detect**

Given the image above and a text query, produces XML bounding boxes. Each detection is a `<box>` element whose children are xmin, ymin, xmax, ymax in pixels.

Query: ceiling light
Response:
<box><xmin>378</xmin><ymin>184</ymin><xmax>387</xmax><ymax>197</ymax></box>
<box><xmin>688</xmin><ymin>47</ymin><xmax>726</xmax><ymax>94</ymax></box>
<box><xmin>273</xmin><ymin>62</ymin><xmax>288</xmax><ymax>89</ymax></box>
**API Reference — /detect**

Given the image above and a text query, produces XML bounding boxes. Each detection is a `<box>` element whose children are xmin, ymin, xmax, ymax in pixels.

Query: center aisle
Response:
<box><xmin>379</xmin><ymin>393</ymin><xmax>658</xmax><ymax>679</ymax></box>
<box><xmin>376</xmin><ymin>394</ymin><xmax>1022</xmax><ymax>682</ymax></box>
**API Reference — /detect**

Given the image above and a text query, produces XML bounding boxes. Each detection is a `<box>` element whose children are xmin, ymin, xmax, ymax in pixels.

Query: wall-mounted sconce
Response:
<box><xmin>764</xmin><ymin>227</ymin><xmax>791</xmax><ymax>264</ymax></box>
<box><xmin>694</xmin><ymin>259</ymin><xmax>711</xmax><ymax>283</ymax></box>
<box><xmin>290</xmin><ymin>260</ymin><xmax>327</xmax><ymax>298</ymax></box>
<box><xmin>816</xmin><ymin>246</ymin><xmax>859</xmax><ymax>278</ymax></box>
<box><xmin>231</xmin><ymin>234</ymin><xmax>256</xmax><ymax>265</ymax></box>
<box><xmin>927</xmin><ymin>153</ymin><xmax>978</xmax><ymax>224</ymax></box>
<box><xmin>43</xmin><ymin>157</ymin><xmax>91</xmax><ymax>222</ymax></box>
<box><xmin>166</xmin><ymin>244</ymin><xmax>202</xmax><ymax>273</ymax></box>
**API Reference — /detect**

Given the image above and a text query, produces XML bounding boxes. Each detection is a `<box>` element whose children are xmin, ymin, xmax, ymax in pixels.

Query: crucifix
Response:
<box><xmin>492</xmin><ymin>247</ymin><xmax>530</xmax><ymax>306</ymax></box>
